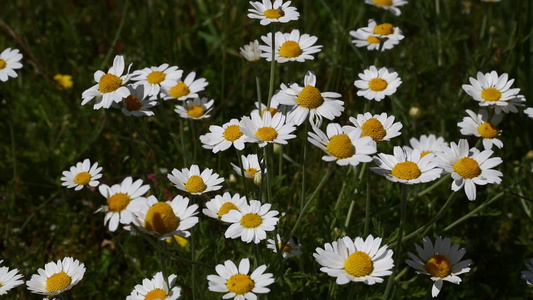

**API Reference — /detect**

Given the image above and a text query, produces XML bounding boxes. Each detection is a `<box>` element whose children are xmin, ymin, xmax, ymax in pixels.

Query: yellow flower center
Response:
<box><xmin>245</xmin><ymin>168</ymin><xmax>259</xmax><ymax>180</ymax></box>
<box><xmin>361</xmin><ymin>118</ymin><xmax>386</xmax><ymax>141</ymax></box>
<box><xmin>263</xmin><ymin>8</ymin><xmax>282</xmax><ymax>19</ymax></box>
<box><xmin>74</xmin><ymin>171</ymin><xmax>91</xmax><ymax>185</ymax></box>
<box><xmin>425</xmin><ymin>254</ymin><xmax>451</xmax><ymax>278</ymax></box>
<box><xmin>367</xmin><ymin>36</ymin><xmax>381</xmax><ymax>44</ymax></box>
<box><xmin>279</xmin><ymin>41</ymin><xmax>302</xmax><ymax>58</ymax></box>
<box><xmin>226</xmin><ymin>274</ymin><xmax>255</xmax><ymax>295</ymax></box>
<box><xmin>108</xmin><ymin>192</ymin><xmax>131</xmax><ymax>212</ymax></box>
<box><xmin>421</xmin><ymin>151</ymin><xmax>432</xmax><ymax>158</ymax></box>
<box><xmin>124</xmin><ymin>95</ymin><xmax>142</xmax><ymax>111</ymax></box>
<box><xmin>344</xmin><ymin>251</ymin><xmax>374</xmax><ymax>277</ymax></box>
<box><xmin>453</xmin><ymin>157</ymin><xmax>481</xmax><ymax>179</ymax></box>
<box><xmin>373</xmin><ymin>23</ymin><xmax>394</xmax><ymax>36</ymax></box>
<box><xmin>297</xmin><ymin>85</ymin><xmax>324</xmax><ymax>109</ymax></box>
<box><xmin>54</xmin><ymin>74</ymin><xmax>73</xmax><ymax>89</ymax></box>
<box><xmin>185</xmin><ymin>175</ymin><xmax>207</xmax><ymax>194</ymax></box>
<box><xmin>167</xmin><ymin>235</ymin><xmax>189</xmax><ymax>247</ymax></box>
<box><xmin>218</xmin><ymin>202</ymin><xmax>239</xmax><ymax>218</ymax></box>
<box><xmin>261</xmin><ymin>107</ymin><xmax>279</xmax><ymax>117</ymax></box>
<box><xmin>241</xmin><ymin>213</ymin><xmax>263</xmax><ymax>228</ymax></box>
<box><xmin>145</xmin><ymin>288</ymin><xmax>168</xmax><ymax>300</ymax></box>
<box><xmin>46</xmin><ymin>271</ymin><xmax>72</xmax><ymax>293</ymax></box>
<box><xmin>391</xmin><ymin>161</ymin><xmax>421</xmax><ymax>180</ymax></box>
<box><xmin>147</xmin><ymin>71</ymin><xmax>166</xmax><ymax>84</ymax></box>
<box><xmin>326</xmin><ymin>134</ymin><xmax>355</xmax><ymax>159</ymax></box>
<box><xmin>0</xmin><ymin>59</ymin><xmax>6</xmax><ymax>70</ymax></box>
<box><xmin>169</xmin><ymin>82</ymin><xmax>190</xmax><ymax>98</ymax></box>
<box><xmin>369</xmin><ymin>78</ymin><xmax>388</xmax><ymax>92</ymax></box>
<box><xmin>481</xmin><ymin>87</ymin><xmax>502</xmax><ymax>102</ymax></box>
<box><xmin>477</xmin><ymin>122</ymin><xmax>498</xmax><ymax>139</ymax></box>
<box><xmin>373</xmin><ymin>0</ymin><xmax>393</xmax><ymax>6</ymax></box>
<box><xmin>223</xmin><ymin>125</ymin><xmax>243</xmax><ymax>142</ymax></box>
<box><xmin>98</xmin><ymin>73</ymin><xmax>122</xmax><ymax>93</ymax></box>
<box><xmin>277</xmin><ymin>242</ymin><xmax>292</xmax><ymax>253</ymax></box>
<box><xmin>187</xmin><ymin>105</ymin><xmax>205</xmax><ymax>118</ymax></box>
<box><xmin>255</xmin><ymin>127</ymin><xmax>278</xmax><ymax>142</ymax></box>
<box><xmin>144</xmin><ymin>202</ymin><xmax>179</xmax><ymax>235</ymax></box>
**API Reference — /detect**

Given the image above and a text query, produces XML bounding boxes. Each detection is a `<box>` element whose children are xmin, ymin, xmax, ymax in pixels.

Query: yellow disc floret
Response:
<box><xmin>46</xmin><ymin>271</ymin><xmax>71</xmax><ymax>293</ymax></box>
<box><xmin>278</xmin><ymin>242</ymin><xmax>292</xmax><ymax>253</ymax></box>
<box><xmin>99</xmin><ymin>73</ymin><xmax>122</xmax><ymax>93</ymax></box>
<box><xmin>453</xmin><ymin>157</ymin><xmax>481</xmax><ymax>179</ymax></box>
<box><xmin>169</xmin><ymin>82</ymin><xmax>190</xmax><ymax>98</ymax></box>
<box><xmin>297</xmin><ymin>85</ymin><xmax>324</xmax><ymax>109</ymax></box>
<box><xmin>0</xmin><ymin>59</ymin><xmax>6</xmax><ymax>70</ymax></box>
<box><xmin>184</xmin><ymin>175</ymin><xmax>207</xmax><ymax>194</ymax></box>
<box><xmin>326</xmin><ymin>134</ymin><xmax>355</xmax><ymax>159</ymax></box>
<box><xmin>477</xmin><ymin>122</ymin><xmax>498</xmax><ymax>139</ymax></box>
<box><xmin>279</xmin><ymin>41</ymin><xmax>302</xmax><ymax>58</ymax></box>
<box><xmin>187</xmin><ymin>105</ymin><xmax>205</xmax><ymax>118</ymax></box>
<box><xmin>391</xmin><ymin>161</ymin><xmax>421</xmax><ymax>180</ymax></box>
<box><xmin>144</xmin><ymin>202</ymin><xmax>179</xmax><ymax>234</ymax></box>
<box><xmin>425</xmin><ymin>254</ymin><xmax>452</xmax><ymax>278</ymax></box>
<box><xmin>361</xmin><ymin>118</ymin><xmax>386</xmax><ymax>141</ymax></box>
<box><xmin>373</xmin><ymin>0</ymin><xmax>393</xmax><ymax>6</ymax></box>
<box><xmin>226</xmin><ymin>274</ymin><xmax>255</xmax><ymax>295</ymax></box>
<box><xmin>344</xmin><ymin>251</ymin><xmax>374</xmax><ymax>277</ymax></box>
<box><xmin>481</xmin><ymin>88</ymin><xmax>501</xmax><ymax>102</ymax></box>
<box><xmin>145</xmin><ymin>288</ymin><xmax>168</xmax><ymax>300</ymax></box>
<box><xmin>421</xmin><ymin>151</ymin><xmax>432</xmax><ymax>158</ymax></box>
<box><xmin>256</xmin><ymin>127</ymin><xmax>278</xmax><ymax>142</ymax></box>
<box><xmin>74</xmin><ymin>171</ymin><xmax>91</xmax><ymax>185</ymax></box>
<box><xmin>147</xmin><ymin>71</ymin><xmax>166</xmax><ymax>84</ymax></box>
<box><xmin>241</xmin><ymin>213</ymin><xmax>263</xmax><ymax>228</ymax></box>
<box><xmin>369</xmin><ymin>78</ymin><xmax>388</xmax><ymax>92</ymax></box>
<box><xmin>264</xmin><ymin>8</ymin><xmax>283</xmax><ymax>19</ymax></box>
<box><xmin>373</xmin><ymin>23</ymin><xmax>394</xmax><ymax>36</ymax></box>
<box><xmin>223</xmin><ymin>125</ymin><xmax>243</xmax><ymax>142</ymax></box>
<box><xmin>261</xmin><ymin>107</ymin><xmax>279</xmax><ymax>117</ymax></box>
<box><xmin>124</xmin><ymin>95</ymin><xmax>142</xmax><ymax>111</ymax></box>
<box><xmin>108</xmin><ymin>192</ymin><xmax>131</xmax><ymax>212</ymax></box>
<box><xmin>367</xmin><ymin>36</ymin><xmax>381</xmax><ymax>44</ymax></box>
<box><xmin>218</xmin><ymin>202</ymin><xmax>239</xmax><ymax>218</ymax></box>
<box><xmin>245</xmin><ymin>168</ymin><xmax>259</xmax><ymax>180</ymax></box>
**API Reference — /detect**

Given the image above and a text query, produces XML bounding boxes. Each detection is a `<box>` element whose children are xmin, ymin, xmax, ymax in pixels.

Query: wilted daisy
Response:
<box><xmin>308</xmin><ymin>123</ymin><xmax>377</xmax><ymax>166</ymax></box>
<box><xmin>371</xmin><ymin>147</ymin><xmax>442</xmax><ymax>184</ymax></box>
<box><xmin>81</xmin><ymin>55</ymin><xmax>133</xmax><ymax>110</ymax></box>
<box><xmin>521</xmin><ymin>258</ymin><xmax>533</xmax><ymax>286</ymax></box>
<box><xmin>168</xmin><ymin>165</ymin><xmax>224</xmax><ymax>195</ymax></box>
<box><xmin>207</xmin><ymin>258</ymin><xmax>274</xmax><ymax>299</ymax></box>
<box><xmin>200</xmin><ymin>119</ymin><xmax>247</xmax><ymax>153</ymax></box>
<box><xmin>162</xmin><ymin>71</ymin><xmax>208</xmax><ymax>101</ymax></box>
<box><xmin>231</xmin><ymin>154</ymin><xmax>265</xmax><ymax>181</ymax></box>
<box><xmin>120</xmin><ymin>84</ymin><xmax>157</xmax><ymax>117</ymax></box>
<box><xmin>525</xmin><ymin>107</ymin><xmax>533</xmax><ymax>119</ymax></box>
<box><xmin>0</xmin><ymin>48</ymin><xmax>23</xmax><ymax>82</ymax></box>
<box><xmin>61</xmin><ymin>158</ymin><xmax>103</xmax><ymax>191</ymax></box>
<box><xmin>365</xmin><ymin>0</ymin><xmax>408</xmax><ymax>16</ymax></box>
<box><xmin>457</xmin><ymin>109</ymin><xmax>503</xmax><ymax>150</ymax></box>
<box><xmin>240</xmin><ymin>111</ymin><xmax>297</xmax><ymax>147</ymax></box>
<box><xmin>354</xmin><ymin>66</ymin><xmax>402</xmax><ymax>102</ymax></box>
<box><xmin>462</xmin><ymin>71</ymin><xmax>524</xmax><ymax>114</ymax></box>
<box><xmin>203</xmin><ymin>192</ymin><xmax>247</xmax><ymax>220</ymax></box>
<box><xmin>127</xmin><ymin>272</ymin><xmax>181</xmax><ymax>300</ymax></box>
<box><xmin>274</xmin><ymin>71</ymin><xmax>344</xmax><ymax>126</ymax></box>
<box><xmin>248</xmin><ymin>0</ymin><xmax>299</xmax><ymax>25</ymax></box>
<box><xmin>348</xmin><ymin>112</ymin><xmax>403</xmax><ymax>142</ymax></box>
<box><xmin>436</xmin><ymin>139</ymin><xmax>503</xmax><ymax>201</ymax></box>
<box><xmin>26</xmin><ymin>257</ymin><xmax>85</xmax><ymax>298</ymax></box>
<box><xmin>54</xmin><ymin>74</ymin><xmax>73</xmax><ymax>89</ymax></box>
<box><xmin>403</xmin><ymin>134</ymin><xmax>448</xmax><ymax>159</ymax></box>
<box><xmin>222</xmin><ymin>200</ymin><xmax>279</xmax><ymax>244</ymax></box>
<box><xmin>314</xmin><ymin>235</ymin><xmax>394</xmax><ymax>285</ymax></box>
<box><xmin>349</xmin><ymin>28</ymin><xmax>400</xmax><ymax>51</ymax></box>
<box><xmin>406</xmin><ymin>236</ymin><xmax>471</xmax><ymax>298</ymax></box>
<box><xmin>0</xmin><ymin>263</ymin><xmax>24</xmax><ymax>295</ymax></box>
<box><xmin>260</xmin><ymin>29</ymin><xmax>322</xmax><ymax>63</ymax></box>
<box><xmin>174</xmin><ymin>97</ymin><xmax>214</xmax><ymax>120</ymax></box>
<box><xmin>96</xmin><ymin>177</ymin><xmax>150</xmax><ymax>232</ymax></box>
<box><xmin>239</xmin><ymin>40</ymin><xmax>262</xmax><ymax>62</ymax></box>
<box><xmin>133</xmin><ymin>195</ymin><xmax>199</xmax><ymax>240</ymax></box>
<box><xmin>267</xmin><ymin>234</ymin><xmax>302</xmax><ymax>258</ymax></box>
<box><xmin>130</xmin><ymin>63</ymin><xmax>183</xmax><ymax>97</ymax></box>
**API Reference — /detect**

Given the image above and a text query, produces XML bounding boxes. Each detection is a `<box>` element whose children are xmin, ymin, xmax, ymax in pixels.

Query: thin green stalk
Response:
<box><xmin>236</xmin><ymin>149</ymin><xmax>250</xmax><ymax>199</ymax></box>
<box><xmin>191</xmin><ymin>227</ymin><xmax>196</xmax><ymax>300</ymax></box>
<box><xmin>158</xmin><ymin>240</ymin><xmax>169</xmax><ymax>287</ymax></box>
<box><xmin>265</xmin><ymin>146</ymin><xmax>273</xmax><ymax>204</ymax></box>
<box><xmin>157</xmin><ymin>98</ymin><xmax>185</xmax><ymax>165</ymax></box>
<box><xmin>99</xmin><ymin>0</ymin><xmax>129</xmax><ymax>70</ymax></box>
<box><xmin>127</xmin><ymin>117</ymin><xmax>172</xmax><ymax>165</ymax></box>
<box><xmin>344</xmin><ymin>199</ymin><xmax>356</xmax><ymax>228</ymax></box>
<box><xmin>190</xmin><ymin>119</ymin><xmax>197</xmax><ymax>163</ymax></box>
<box><xmin>444</xmin><ymin>191</ymin><xmax>504</xmax><ymax>231</ymax></box>
<box><xmin>266</xmin><ymin>23</ymin><xmax>276</xmax><ymax>109</ymax></box>
<box><xmin>179</xmin><ymin>118</ymin><xmax>187</xmax><ymax>166</ymax></box>
<box><xmin>363</xmin><ymin>167</ymin><xmax>371</xmax><ymax>236</ymax></box>
<box><xmin>300</xmin><ymin>122</ymin><xmax>309</xmax><ymax>211</ymax></box>
<box><xmin>253</xmin><ymin>64</ymin><xmax>262</xmax><ymax>106</ymax></box>
<box><xmin>126</xmin><ymin>118</ymin><xmax>147</xmax><ymax>180</ymax></box>
<box><xmin>417</xmin><ymin>173</ymin><xmax>450</xmax><ymax>197</ymax></box>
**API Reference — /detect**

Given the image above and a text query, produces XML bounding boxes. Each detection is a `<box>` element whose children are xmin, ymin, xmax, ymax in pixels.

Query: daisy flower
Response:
<box><xmin>308</xmin><ymin>123</ymin><xmax>377</xmax><ymax>166</ymax></box>
<box><xmin>274</xmin><ymin>71</ymin><xmax>344</xmax><ymax>126</ymax></box>
<box><xmin>200</xmin><ymin>119</ymin><xmax>247</xmax><ymax>153</ymax></box>
<box><xmin>203</xmin><ymin>192</ymin><xmax>247</xmax><ymax>220</ymax></box>
<box><xmin>462</xmin><ymin>71</ymin><xmax>524</xmax><ymax>114</ymax></box>
<box><xmin>81</xmin><ymin>55</ymin><xmax>133</xmax><ymax>110</ymax></box>
<box><xmin>248</xmin><ymin>0</ymin><xmax>299</xmax><ymax>25</ymax></box>
<box><xmin>458</xmin><ymin>109</ymin><xmax>503</xmax><ymax>150</ymax></box>
<box><xmin>436</xmin><ymin>139</ymin><xmax>503</xmax><ymax>201</ymax></box>
<box><xmin>174</xmin><ymin>97</ymin><xmax>214</xmax><ymax>120</ymax></box>
<box><xmin>61</xmin><ymin>158</ymin><xmax>103</xmax><ymax>191</ymax></box>
<box><xmin>525</xmin><ymin>107</ymin><xmax>533</xmax><ymax>119</ymax></box>
<box><xmin>252</xmin><ymin>97</ymin><xmax>282</xmax><ymax>118</ymax></box>
<box><xmin>403</xmin><ymin>134</ymin><xmax>448</xmax><ymax>160</ymax></box>
<box><xmin>130</xmin><ymin>63</ymin><xmax>183</xmax><ymax>97</ymax></box>
<box><xmin>222</xmin><ymin>200</ymin><xmax>279</xmax><ymax>244</ymax></box>
<box><xmin>347</xmin><ymin>112</ymin><xmax>403</xmax><ymax>142</ymax></box>
<box><xmin>314</xmin><ymin>235</ymin><xmax>394</xmax><ymax>285</ymax></box>
<box><xmin>0</xmin><ymin>48</ymin><xmax>23</xmax><ymax>82</ymax></box>
<box><xmin>133</xmin><ymin>195</ymin><xmax>199</xmax><ymax>240</ymax></box>
<box><xmin>96</xmin><ymin>177</ymin><xmax>150</xmax><ymax>232</ymax></box>
<box><xmin>167</xmin><ymin>164</ymin><xmax>224</xmax><ymax>195</ymax></box>
<box><xmin>267</xmin><ymin>234</ymin><xmax>302</xmax><ymax>258</ymax></box>
<box><xmin>354</xmin><ymin>66</ymin><xmax>402</xmax><ymax>102</ymax></box>
<box><xmin>240</xmin><ymin>40</ymin><xmax>262</xmax><ymax>62</ymax></box>
<box><xmin>352</xmin><ymin>19</ymin><xmax>404</xmax><ymax>51</ymax></box>
<box><xmin>240</xmin><ymin>111</ymin><xmax>297</xmax><ymax>147</ymax></box>
<box><xmin>207</xmin><ymin>258</ymin><xmax>274</xmax><ymax>299</ymax></box>
<box><xmin>26</xmin><ymin>257</ymin><xmax>85</xmax><ymax>298</ymax></box>
<box><xmin>54</xmin><ymin>74</ymin><xmax>73</xmax><ymax>89</ymax></box>
<box><xmin>120</xmin><ymin>84</ymin><xmax>157</xmax><ymax>117</ymax></box>
<box><xmin>231</xmin><ymin>154</ymin><xmax>265</xmax><ymax>181</ymax></box>
<box><xmin>0</xmin><ymin>263</ymin><xmax>24</xmax><ymax>295</ymax></box>
<box><xmin>349</xmin><ymin>29</ymin><xmax>400</xmax><ymax>51</ymax></box>
<box><xmin>127</xmin><ymin>272</ymin><xmax>181</xmax><ymax>300</ymax></box>
<box><xmin>406</xmin><ymin>236</ymin><xmax>471</xmax><ymax>298</ymax></box>
<box><xmin>162</xmin><ymin>71</ymin><xmax>208</xmax><ymax>101</ymax></box>
<box><xmin>521</xmin><ymin>258</ymin><xmax>533</xmax><ymax>286</ymax></box>
<box><xmin>365</xmin><ymin>0</ymin><xmax>408</xmax><ymax>16</ymax></box>
<box><xmin>259</xmin><ymin>29</ymin><xmax>322</xmax><ymax>63</ymax></box>
<box><xmin>371</xmin><ymin>146</ymin><xmax>443</xmax><ymax>184</ymax></box>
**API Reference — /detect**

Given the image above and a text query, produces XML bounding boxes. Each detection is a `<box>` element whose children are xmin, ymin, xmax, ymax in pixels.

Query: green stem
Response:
<box><xmin>191</xmin><ymin>227</ymin><xmax>196</xmax><ymax>300</ymax></box>
<box><xmin>126</xmin><ymin>118</ymin><xmax>147</xmax><ymax>180</ymax></box>
<box><xmin>158</xmin><ymin>240</ymin><xmax>169</xmax><ymax>287</ymax></box>
<box><xmin>236</xmin><ymin>149</ymin><xmax>250</xmax><ymax>199</ymax></box>
<box><xmin>253</xmin><ymin>64</ymin><xmax>262</xmax><ymax>107</ymax></box>
<box><xmin>444</xmin><ymin>191</ymin><xmax>504</xmax><ymax>231</ymax></box>
<box><xmin>157</xmin><ymin>98</ymin><xmax>185</xmax><ymax>165</ymax></box>
<box><xmin>266</xmin><ymin>23</ymin><xmax>276</xmax><ymax>109</ymax></box>
<box><xmin>300</xmin><ymin>122</ymin><xmax>309</xmax><ymax>211</ymax></box>
<box><xmin>363</xmin><ymin>166</ymin><xmax>371</xmax><ymax>236</ymax></box>
<box><xmin>99</xmin><ymin>0</ymin><xmax>129</xmax><ymax>70</ymax></box>
<box><xmin>417</xmin><ymin>173</ymin><xmax>450</xmax><ymax>197</ymax></box>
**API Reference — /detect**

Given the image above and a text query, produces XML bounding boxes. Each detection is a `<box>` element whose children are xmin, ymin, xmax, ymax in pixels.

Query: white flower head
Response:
<box><xmin>61</xmin><ymin>158</ymin><xmax>103</xmax><ymax>191</ymax></box>
<box><xmin>403</xmin><ymin>134</ymin><xmax>448</xmax><ymax>160</ymax></box>
<box><xmin>251</xmin><ymin>97</ymin><xmax>284</xmax><ymax>118</ymax></box>
<box><xmin>457</xmin><ymin>109</ymin><xmax>503</xmax><ymax>150</ymax></box>
<box><xmin>231</xmin><ymin>154</ymin><xmax>265</xmax><ymax>181</ymax></box>
<box><xmin>365</xmin><ymin>0</ymin><xmax>408</xmax><ymax>16</ymax></box>
<box><xmin>350</xmin><ymin>19</ymin><xmax>404</xmax><ymax>51</ymax></box>
<box><xmin>222</xmin><ymin>200</ymin><xmax>279</xmax><ymax>244</ymax></box>
<box><xmin>354</xmin><ymin>66</ymin><xmax>402</xmax><ymax>102</ymax></box>
<box><xmin>0</xmin><ymin>48</ymin><xmax>23</xmax><ymax>82</ymax></box>
<box><xmin>130</xmin><ymin>63</ymin><xmax>183</xmax><ymax>97</ymax></box>
<box><xmin>259</xmin><ymin>29</ymin><xmax>322</xmax><ymax>63</ymax></box>
<box><xmin>26</xmin><ymin>257</ymin><xmax>85</xmax><ymax>297</ymax></box>
<box><xmin>119</xmin><ymin>84</ymin><xmax>157</xmax><ymax>117</ymax></box>
<box><xmin>0</xmin><ymin>263</ymin><xmax>24</xmax><ymax>295</ymax></box>
<box><xmin>167</xmin><ymin>165</ymin><xmax>224</xmax><ymax>195</ymax></box>
<box><xmin>267</xmin><ymin>234</ymin><xmax>302</xmax><ymax>258</ymax></box>
<box><xmin>240</xmin><ymin>111</ymin><xmax>297</xmax><ymax>147</ymax></box>
<box><xmin>240</xmin><ymin>40</ymin><xmax>262</xmax><ymax>62</ymax></box>
<box><xmin>162</xmin><ymin>71</ymin><xmax>208</xmax><ymax>101</ymax></box>
<box><xmin>203</xmin><ymin>192</ymin><xmax>247</xmax><ymax>220</ymax></box>
<box><xmin>174</xmin><ymin>97</ymin><xmax>214</xmax><ymax>120</ymax></box>
<box><xmin>248</xmin><ymin>0</ymin><xmax>300</xmax><ymax>25</ymax></box>
<box><xmin>126</xmin><ymin>272</ymin><xmax>181</xmax><ymax>300</ymax></box>
<box><xmin>347</xmin><ymin>112</ymin><xmax>403</xmax><ymax>142</ymax></box>
<box><xmin>200</xmin><ymin>119</ymin><xmax>247</xmax><ymax>153</ymax></box>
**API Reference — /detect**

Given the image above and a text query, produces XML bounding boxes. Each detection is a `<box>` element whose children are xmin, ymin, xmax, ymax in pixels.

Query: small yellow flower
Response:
<box><xmin>54</xmin><ymin>74</ymin><xmax>73</xmax><ymax>89</ymax></box>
